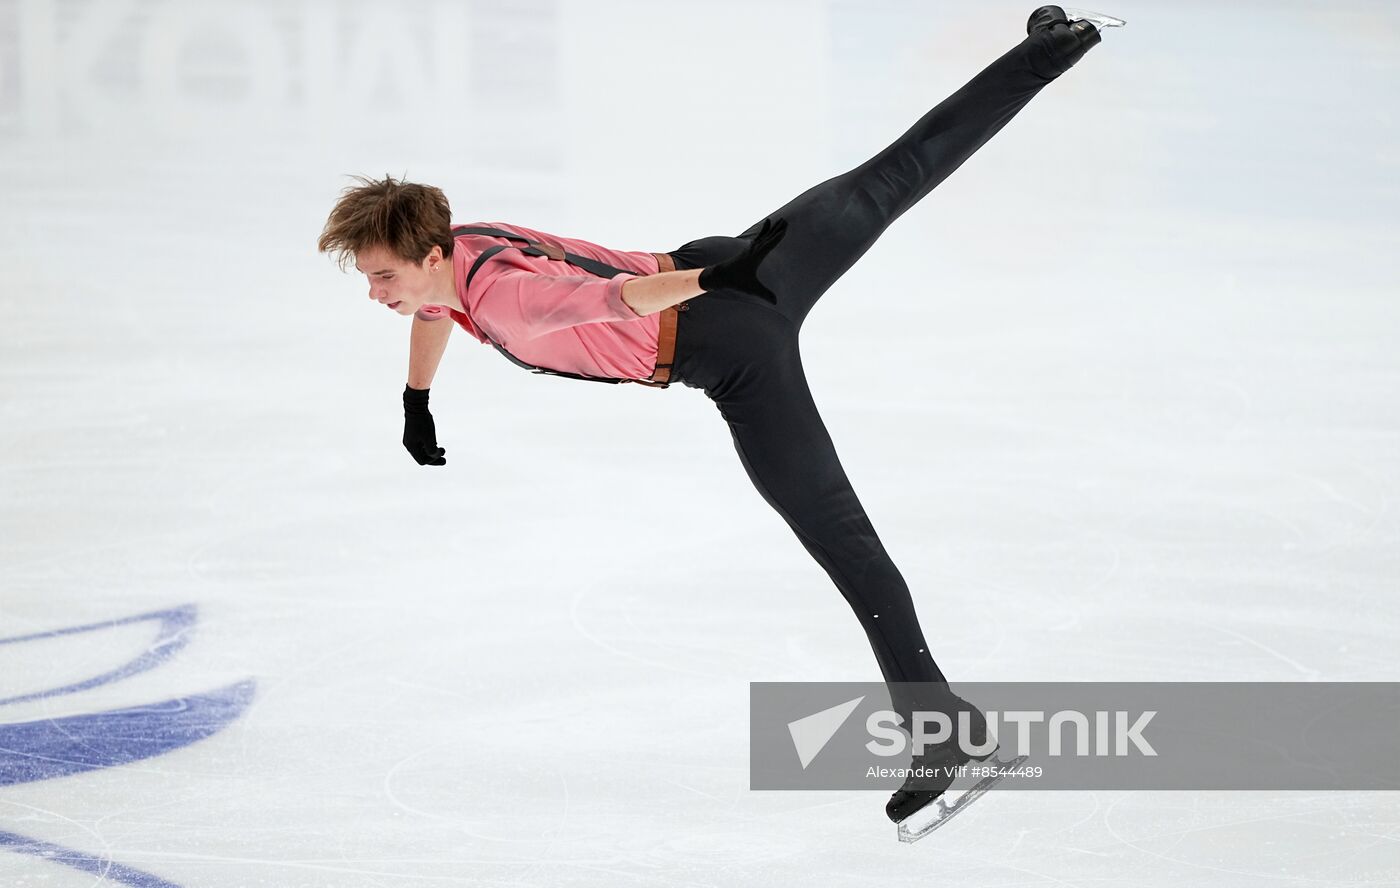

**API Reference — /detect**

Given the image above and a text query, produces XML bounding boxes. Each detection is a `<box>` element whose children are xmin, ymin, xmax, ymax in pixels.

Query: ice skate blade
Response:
<box><xmin>894</xmin><ymin>754</ymin><xmax>1029</xmax><ymax>844</ymax></box>
<box><xmin>1062</xmin><ymin>8</ymin><xmax>1126</xmax><ymax>29</ymax></box>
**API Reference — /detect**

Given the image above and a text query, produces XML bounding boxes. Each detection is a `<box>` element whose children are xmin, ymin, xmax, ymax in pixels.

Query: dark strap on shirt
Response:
<box><xmin>455</xmin><ymin>225</ymin><xmax>638</xmax><ymax>282</ymax></box>
<box><xmin>453</xmin><ymin>225</ymin><xmax>663</xmax><ymax>387</ymax></box>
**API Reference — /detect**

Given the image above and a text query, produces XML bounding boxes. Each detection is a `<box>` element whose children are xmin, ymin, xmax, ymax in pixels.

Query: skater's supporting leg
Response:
<box><xmin>742</xmin><ymin>29</ymin><xmax>1083</xmax><ymax>328</ymax></box>
<box><xmin>705</xmin><ymin>338</ymin><xmax>948</xmax><ymax>725</ymax></box>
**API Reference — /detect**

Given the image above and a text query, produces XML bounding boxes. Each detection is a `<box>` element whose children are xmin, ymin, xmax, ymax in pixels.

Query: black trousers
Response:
<box><xmin>666</xmin><ymin>33</ymin><xmax>1068</xmax><ymax>728</ymax></box>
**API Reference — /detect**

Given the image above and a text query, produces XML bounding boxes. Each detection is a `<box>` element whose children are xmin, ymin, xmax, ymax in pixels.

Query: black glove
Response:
<box><xmin>402</xmin><ymin>385</ymin><xmax>447</xmax><ymax>466</ymax></box>
<box><xmin>698</xmin><ymin>216</ymin><xmax>789</xmax><ymax>303</ymax></box>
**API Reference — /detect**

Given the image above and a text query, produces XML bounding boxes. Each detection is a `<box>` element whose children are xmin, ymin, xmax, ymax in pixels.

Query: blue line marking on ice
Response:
<box><xmin>0</xmin><ymin>605</ymin><xmax>253</xmax><ymax>886</ymax></box>
<box><xmin>0</xmin><ymin>604</ymin><xmax>198</xmax><ymax>708</ymax></box>
<box><xmin>0</xmin><ymin>829</ymin><xmax>183</xmax><ymax>888</ymax></box>
<box><xmin>0</xmin><ymin>679</ymin><xmax>256</xmax><ymax>787</ymax></box>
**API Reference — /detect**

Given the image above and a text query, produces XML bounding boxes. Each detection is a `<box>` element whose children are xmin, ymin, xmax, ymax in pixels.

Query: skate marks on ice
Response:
<box><xmin>895</xmin><ymin>754</ymin><xmax>1031</xmax><ymax>844</ymax></box>
<box><xmin>1099</xmin><ymin>791</ymin><xmax>1400</xmax><ymax>884</ymax></box>
<box><xmin>0</xmin><ymin>831</ymin><xmax>182</xmax><ymax>888</ymax></box>
<box><xmin>0</xmin><ymin>605</ymin><xmax>255</xmax><ymax>886</ymax></box>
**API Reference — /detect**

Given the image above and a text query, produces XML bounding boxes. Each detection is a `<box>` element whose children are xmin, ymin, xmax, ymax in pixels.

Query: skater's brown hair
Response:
<box><xmin>317</xmin><ymin>174</ymin><xmax>453</xmax><ymax>271</ymax></box>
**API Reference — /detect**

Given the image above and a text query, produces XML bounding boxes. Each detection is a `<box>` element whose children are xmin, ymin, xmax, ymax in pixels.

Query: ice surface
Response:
<box><xmin>2</xmin><ymin>0</ymin><xmax>1398</xmax><ymax>885</ymax></box>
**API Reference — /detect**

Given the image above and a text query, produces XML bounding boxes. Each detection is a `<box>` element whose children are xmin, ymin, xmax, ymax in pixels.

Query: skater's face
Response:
<box><xmin>354</xmin><ymin>244</ymin><xmax>445</xmax><ymax>316</ymax></box>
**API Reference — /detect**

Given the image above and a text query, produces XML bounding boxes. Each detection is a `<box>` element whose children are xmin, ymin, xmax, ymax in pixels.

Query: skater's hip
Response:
<box><xmin>668</xmin><ymin>235</ymin><xmax>748</xmax><ymax>273</ymax></box>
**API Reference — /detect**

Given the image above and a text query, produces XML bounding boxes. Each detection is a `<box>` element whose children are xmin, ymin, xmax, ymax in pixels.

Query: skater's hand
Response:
<box><xmin>402</xmin><ymin>385</ymin><xmax>447</xmax><ymax>466</ymax></box>
<box><xmin>698</xmin><ymin>216</ymin><xmax>789</xmax><ymax>303</ymax></box>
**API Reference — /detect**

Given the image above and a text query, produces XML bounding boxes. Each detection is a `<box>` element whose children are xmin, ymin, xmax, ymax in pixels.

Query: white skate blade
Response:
<box><xmin>895</xmin><ymin>754</ymin><xmax>1029</xmax><ymax>844</ymax></box>
<box><xmin>1062</xmin><ymin>8</ymin><xmax>1127</xmax><ymax>29</ymax></box>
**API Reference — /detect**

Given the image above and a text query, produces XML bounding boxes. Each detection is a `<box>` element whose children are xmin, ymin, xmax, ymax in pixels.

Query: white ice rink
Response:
<box><xmin>3</xmin><ymin>0</ymin><xmax>1399</xmax><ymax>885</ymax></box>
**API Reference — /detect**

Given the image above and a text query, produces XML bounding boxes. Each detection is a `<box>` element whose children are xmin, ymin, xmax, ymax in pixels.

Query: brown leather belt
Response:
<box><xmin>640</xmin><ymin>251</ymin><xmax>687</xmax><ymax>388</ymax></box>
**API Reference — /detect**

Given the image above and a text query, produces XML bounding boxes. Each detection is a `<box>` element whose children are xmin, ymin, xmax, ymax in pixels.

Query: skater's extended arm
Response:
<box><xmin>402</xmin><ymin>315</ymin><xmax>451</xmax><ymax>467</ymax></box>
<box><xmin>480</xmin><ymin>267</ymin><xmax>693</xmax><ymax>338</ymax></box>
<box><xmin>408</xmin><ymin>312</ymin><xmax>453</xmax><ymax>389</ymax></box>
<box><xmin>620</xmin><ymin>269</ymin><xmax>705</xmax><ymax>317</ymax></box>
<box><xmin>621</xmin><ymin>218</ymin><xmax>789</xmax><ymax>312</ymax></box>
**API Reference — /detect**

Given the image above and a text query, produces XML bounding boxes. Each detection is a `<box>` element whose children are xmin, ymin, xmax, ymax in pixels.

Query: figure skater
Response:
<box><xmin>317</xmin><ymin>6</ymin><xmax>1121</xmax><ymax>836</ymax></box>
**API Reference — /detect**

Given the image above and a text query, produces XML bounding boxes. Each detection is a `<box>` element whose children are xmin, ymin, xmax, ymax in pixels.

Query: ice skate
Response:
<box><xmin>1025</xmin><ymin>5</ymin><xmax>1121</xmax><ymax>78</ymax></box>
<box><xmin>890</xmin><ymin>750</ymin><xmax>1032</xmax><ymax>843</ymax></box>
<box><xmin>1063</xmin><ymin>7</ymin><xmax>1127</xmax><ymax>31</ymax></box>
<box><xmin>883</xmin><ymin>695</ymin><xmax>1019</xmax><ymax>842</ymax></box>
<box><xmin>1027</xmin><ymin>5</ymin><xmax>1126</xmax><ymax>35</ymax></box>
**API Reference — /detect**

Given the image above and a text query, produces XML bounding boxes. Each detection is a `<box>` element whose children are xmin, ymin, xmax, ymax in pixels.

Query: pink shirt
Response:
<box><xmin>415</xmin><ymin>222</ymin><xmax>663</xmax><ymax>380</ymax></box>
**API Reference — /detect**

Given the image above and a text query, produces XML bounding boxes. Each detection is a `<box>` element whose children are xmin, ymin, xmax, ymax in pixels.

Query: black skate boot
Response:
<box><xmin>883</xmin><ymin>695</ymin><xmax>1029</xmax><ymax>842</ymax></box>
<box><xmin>1027</xmin><ymin>4</ymin><xmax>1071</xmax><ymax>34</ymax></box>
<box><xmin>1029</xmin><ymin>5</ymin><xmax>1127</xmax><ymax>35</ymax></box>
<box><xmin>884</xmin><ymin>696</ymin><xmax>995</xmax><ymax>824</ymax></box>
<box><xmin>1025</xmin><ymin>6</ymin><xmax>1123</xmax><ymax>79</ymax></box>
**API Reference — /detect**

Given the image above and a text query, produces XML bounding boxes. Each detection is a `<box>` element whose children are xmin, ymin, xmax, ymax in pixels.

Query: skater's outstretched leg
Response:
<box><xmin>736</xmin><ymin>11</ymin><xmax>1106</xmax><ymax>329</ymax></box>
<box><xmin>700</xmin><ymin>333</ymin><xmax>950</xmax><ymax>726</ymax></box>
